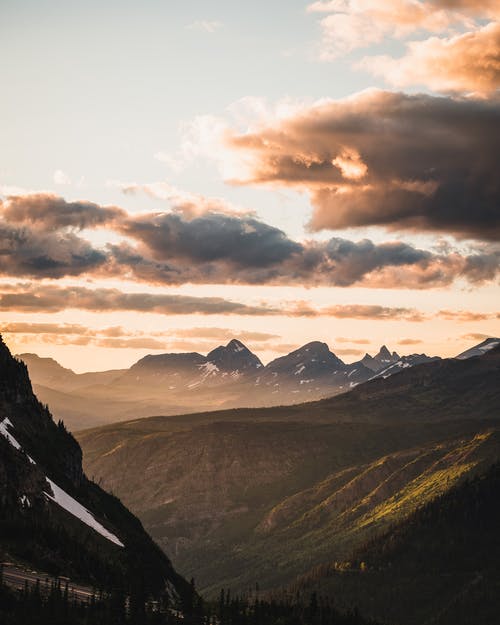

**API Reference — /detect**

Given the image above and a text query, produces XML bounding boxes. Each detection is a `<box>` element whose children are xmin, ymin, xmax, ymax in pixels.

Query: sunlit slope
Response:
<box><xmin>290</xmin><ymin>461</ymin><xmax>500</xmax><ymax>625</ymax></box>
<box><xmin>77</xmin><ymin>347</ymin><xmax>500</xmax><ymax>594</ymax></box>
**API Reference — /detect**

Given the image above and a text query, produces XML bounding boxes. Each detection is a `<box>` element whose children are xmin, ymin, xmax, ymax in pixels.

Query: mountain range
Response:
<box><xmin>18</xmin><ymin>339</ymin><xmax>451</xmax><ymax>430</ymax></box>
<box><xmin>2</xmin><ymin>334</ymin><xmax>500</xmax><ymax>624</ymax></box>
<box><xmin>75</xmin><ymin>340</ymin><xmax>500</xmax><ymax>614</ymax></box>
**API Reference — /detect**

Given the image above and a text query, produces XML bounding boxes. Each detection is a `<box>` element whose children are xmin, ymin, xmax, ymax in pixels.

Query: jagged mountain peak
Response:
<box><xmin>357</xmin><ymin>346</ymin><xmax>400</xmax><ymax>373</ymax></box>
<box><xmin>374</xmin><ymin>345</ymin><xmax>394</xmax><ymax>361</ymax></box>
<box><xmin>227</xmin><ymin>338</ymin><xmax>247</xmax><ymax>351</ymax></box>
<box><xmin>207</xmin><ymin>339</ymin><xmax>262</xmax><ymax>372</ymax></box>
<box><xmin>266</xmin><ymin>341</ymin><xmax>345</xmax><ymax>373</ymax></box>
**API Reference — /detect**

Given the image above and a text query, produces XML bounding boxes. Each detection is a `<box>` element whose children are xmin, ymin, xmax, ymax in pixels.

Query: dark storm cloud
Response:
<box><xmin>117</xmin><ymin>211</ymin><xmax>302</xmax><ymax>266</ymax></box>
<box><xmin>225</xmin><ymin>90</ymin><xmax>500</xmax><ymax>240</ymax></box>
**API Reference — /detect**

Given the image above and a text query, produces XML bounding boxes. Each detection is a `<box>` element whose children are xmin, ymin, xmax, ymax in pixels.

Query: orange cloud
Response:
<box><xmin>361</xmin><ymin>21</ymin><xmax>500</xmax><ymax>94</ymax></box>
<box><xmin>223</xmin><ymin>90</ymin><xmax>500</xmax><ymax>241</ymax></box>
<box><xmin>437</xmin><ymin>309</ymin><xmax>497</xmax><ymax>321</ymax></box>
<box><xmin>397</xmin><ymin>338</ymin><xmax>424</xmax><ymax>345</ymax></box>
<box><xmin>335</xmin><ymin>337</ymin><xmax>371</xmax><ymax>344</ymax></box>
<box><xmin>307</xmin><ymin>0</ymin><xmax>499</xmax><ymax>59</ymax></box>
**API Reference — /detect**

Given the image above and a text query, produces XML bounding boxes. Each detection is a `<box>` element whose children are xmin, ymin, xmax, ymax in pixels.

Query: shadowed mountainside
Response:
<box><xmin>77</xmin><ymin>346</ymin><xmax>500</xmax><ymax>595</ymax></box>
<box><xmin>0</xmin><ymin>335</ymin><xmax>190</xmax><ymax>602</ymax></box>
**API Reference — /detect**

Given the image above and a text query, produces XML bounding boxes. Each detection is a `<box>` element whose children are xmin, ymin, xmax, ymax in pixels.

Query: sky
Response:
<box><xmin>0</xmin><ymin>0</ymin><xmax>499</xmax><ymax>371</ymax></box>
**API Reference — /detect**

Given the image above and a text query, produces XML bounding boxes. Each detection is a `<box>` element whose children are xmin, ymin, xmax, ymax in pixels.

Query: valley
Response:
<box><xmin>76</xmin><ymin>343</ymin><xmax>500</xmax><ymax>598</ymax></box>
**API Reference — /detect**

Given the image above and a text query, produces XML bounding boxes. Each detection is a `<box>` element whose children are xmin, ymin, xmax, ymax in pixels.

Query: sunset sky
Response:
<box><xmin>1</xmin><ymin>0</ymin><xmax>499</xmax><ymax>371</ymax></box>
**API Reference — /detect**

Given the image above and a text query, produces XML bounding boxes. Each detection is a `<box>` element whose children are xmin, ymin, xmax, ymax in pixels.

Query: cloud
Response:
<box><xmin>307</xmin><ymin>0</ymin><xmax>498</xmax><ymax>59</ymax></box>
<box><xmin>223</xmin><ymin>90</ymin><xmax>500</xmax><ymax>241</ymax></box>
<box><xmin>361</xmin><ymin>21</ymin><xmax>500</xmax><ymax>94</ymax></box>
<box><xmin>1</xmin><ymin>193</ymin><xmax>125</xmax><ymax>230</ymax></box>
<box><xmin>172</xmin><ymin>327</ymin><xmax>280</xmax><ymax>341</ymax></box>
<box><xmin>335</xmin><ymin>337</ymin><xmax>371</xmax><ymax>344</ymax></box>
<box><xmin>318</xmin><ymin>304</ymin><xmax>426</xmax><ymax>321</ymax></box>
<box><xmin>0</xmin><ymin>284</ymin><xmax>277</xmax><ymax>316</ymax></box>
<box><xmin>94</xmin><ymin>337</ymin><xmax>168</xmax><ymax>350</ymax></box>
<box><xmin>53</xmin><ymin>170</ymin><xmax>71</xmax><ymax>186</ymax></box>
<box><xmin>1</xmin><ymin>283</ymin><xmax>495</xmax><ymax>323</ymax></box>
<box><xmin>397</xmin><ymin>338</ymin><xmax>424</xmax><ymax>345</ymax></box>
<box><xmin>460</xmin><ymin>332</ymin><xmax>492</xmax><ymax>340</ymax></box>
<box><xmin>0</xmin><ymin>221</ymin><xmax>107</xmax><ymax>278</ymax></box>
<box><xmin>1</xmin><ymin>322</ymin><xmax>90</xmax><ymax>335</ymax></box>
<box><xmin>112</xmin><ymin>180</ymin><xmax>254</xmax><ymax>219</ymax></box>
<box><xmin>1</xmin><ymin>192</ymin><xmax>499</xmax><ymax>287</ymax></box>
<box><xmin>333</xmin><ymin>347</ymin><xmax>364</xmax><ymax>356</ymax></box>
<box><xmin>437</xmin><ymin>309</ymin><xmax>498</xmax><ymax>321</ymax></box>
<box><xmin>116</xmin><ymin>211</ymin><xmax>302</xmax><ymax>268</ymax></box>
<box><xmin>186</xmin><ymin>20</ymin><xmax>222</xmax><ymax>33</ymax></box>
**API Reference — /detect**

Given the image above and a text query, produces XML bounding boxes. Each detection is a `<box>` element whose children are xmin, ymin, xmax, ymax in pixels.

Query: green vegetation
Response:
<box><xmin>289</xmin><ymin>461</ymin><xmax>500</xmax><ymax>625</ymax></box>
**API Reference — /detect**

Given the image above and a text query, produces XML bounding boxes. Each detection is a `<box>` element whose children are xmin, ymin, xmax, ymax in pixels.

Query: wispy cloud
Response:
<box><xmin>307</xmin><ymin>0</ymin><xmax>498</xmax><ymax>60</ymax></box>
<box><xmin>397</xmin><ymin>338</ymin><xmax>423</xmax><ymax>345</ymax></box>
<box><xmin>360</xmin><ymin>22</ymin><xmax>500</xmax><ymax>95</ymax></box>
<box><xmin>1</xmin><ymin>284</ymin><xmax>496</xmax><ymax>324</ymax></box>
<box><xmin>53</xmin><ymin>170</ymin><xmax>71</xmax><ymax>186</ymax></box>
<box><xmin>186</xmin><ymin>20</ymin><xmax>223</xmax><ymax>33</ymax></box>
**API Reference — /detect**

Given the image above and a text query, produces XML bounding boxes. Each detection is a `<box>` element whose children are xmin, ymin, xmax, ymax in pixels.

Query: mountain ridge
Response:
<box><xmin>18</xmin><ymin>336</ymin><xmax>455</xmax><ymax>430</ymax></box>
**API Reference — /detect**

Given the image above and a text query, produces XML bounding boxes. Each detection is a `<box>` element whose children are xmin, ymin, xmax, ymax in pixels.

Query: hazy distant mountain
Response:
<box><xmin>207</xmin><ymin>338</ymin><xmax>263</xmax><ymax>374</ymax></box>
<box><xmin>455</xmin><ymin>337</ymin><xmax>500</xmax><ymax>360</ymax></box>
<box><xmin>18</xmin><ymin>352</ymin><xmax>126</xmax><ymax>391</ymax></box>
<box><xmin>19</xmin><ymin>337</ymin><xmax>494</xmax><ymax>431</ymax></box>
<box><xmin>77</xmin><ymin>345</ymin><xmax>500</xmax><ymax>596</ymax></box>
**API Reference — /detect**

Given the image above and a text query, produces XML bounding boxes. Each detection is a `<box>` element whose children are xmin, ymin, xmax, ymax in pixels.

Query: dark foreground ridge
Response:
<box><xmin>0</xmin><ymin>334</ymin><xmax>191</xmax><ymax>609</ymax></box>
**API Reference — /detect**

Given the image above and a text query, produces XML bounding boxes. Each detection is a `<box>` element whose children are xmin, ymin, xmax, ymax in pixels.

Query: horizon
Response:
<box><xmin>7</xmin><ymin>333</ymin><xmax>498</xmax><ymax>374</ymax></box>
<box><xmin>1</xmin><ymin>0</ymin><xmax>499</xmax><ymax>372</ymax></box>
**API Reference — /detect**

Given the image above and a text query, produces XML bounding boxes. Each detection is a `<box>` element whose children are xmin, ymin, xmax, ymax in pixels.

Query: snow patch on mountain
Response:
<box><xmin>456</xmin><ymin>338</ymin><xmax>500</xmax><ymax>360</ymax></box>
<box><xmin>45</xmin><ymin>478</ymin><xmax>124</xmax><ymax>547</ymax></box>
<box><xmin>1</xmin><ymin>417</ymin><xmax>123</xmax><ymax>547</ymax></box>
<box><xmin>0</xmin><ymin>417</ymin><xmax>21</xmax><ymax>450</ymax></box>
